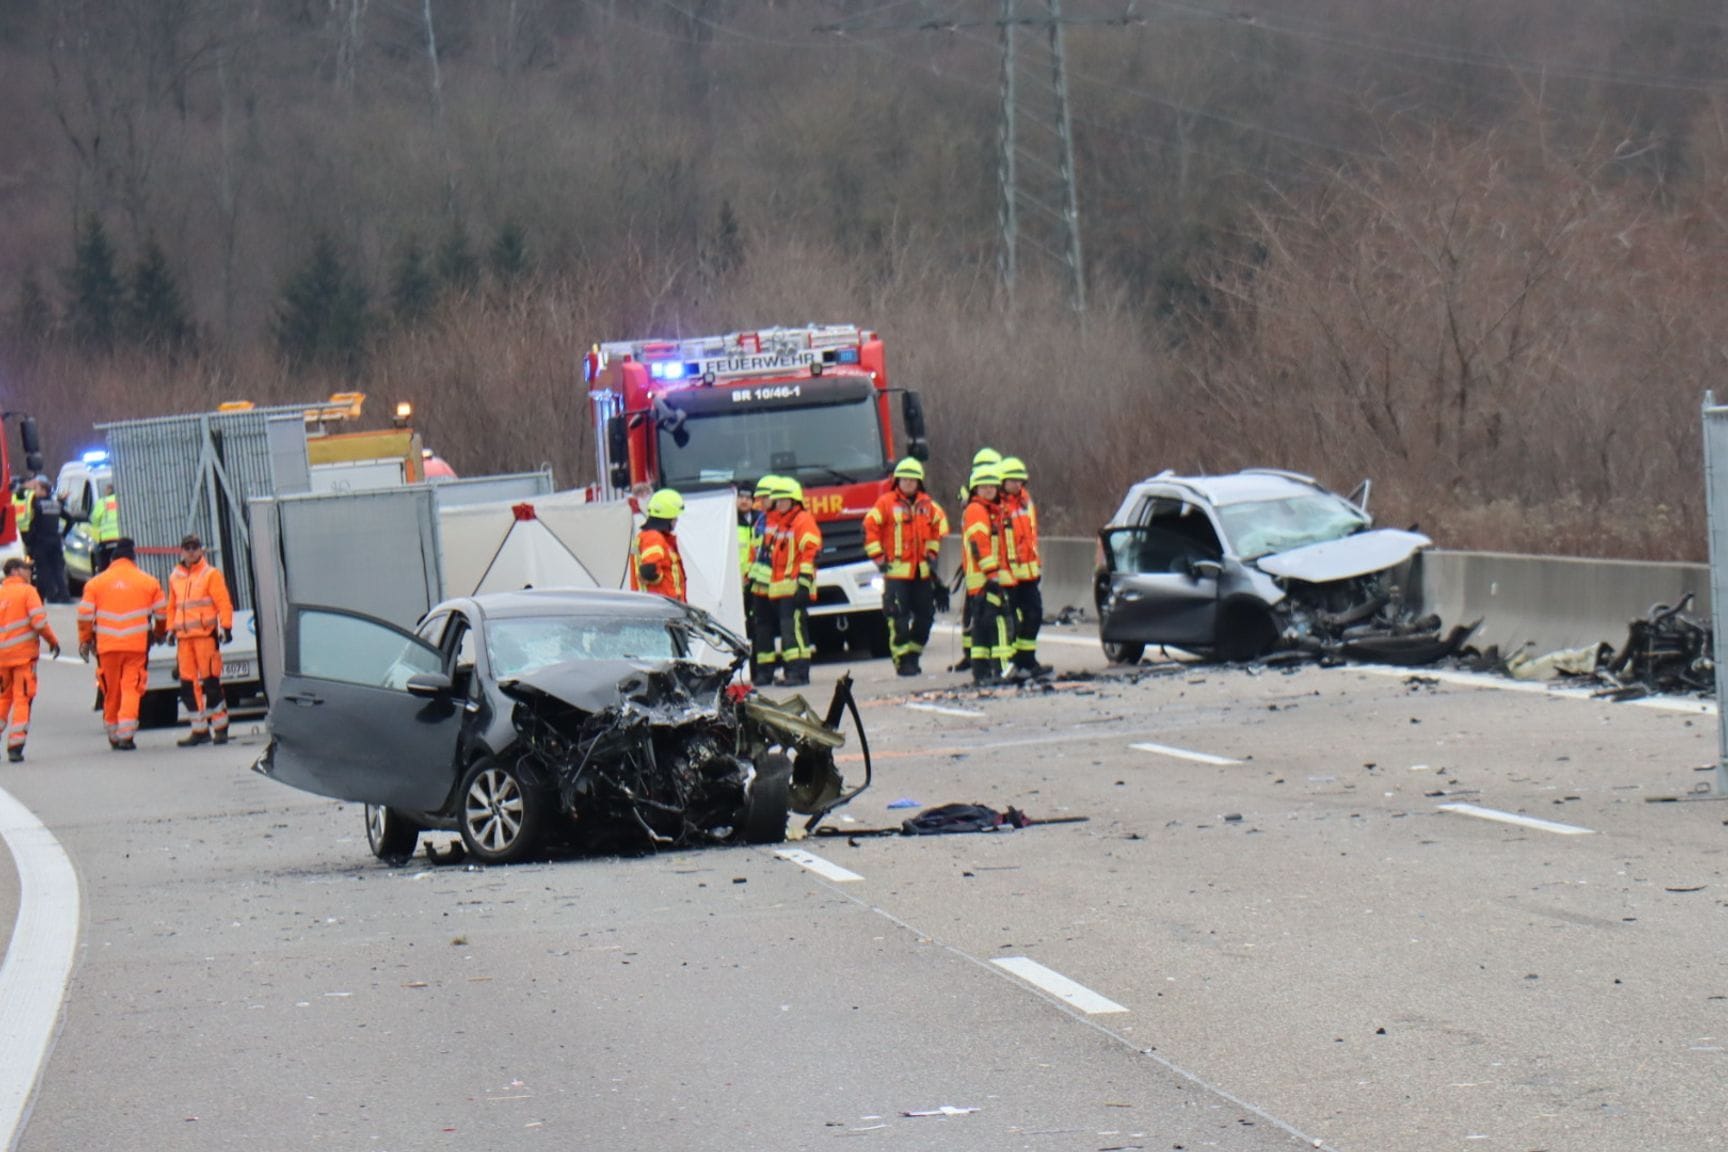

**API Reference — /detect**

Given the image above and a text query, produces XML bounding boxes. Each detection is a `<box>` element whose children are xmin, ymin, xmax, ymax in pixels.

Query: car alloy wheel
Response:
<box><xmin>458</xmin><ymin>757</ymin><xmax>547</xmax><ymax>864</ymax></box>
<box><xmin>366</xmin><ymin>804</ymin><xmax>421</xmax><ymax>862</ymax></box>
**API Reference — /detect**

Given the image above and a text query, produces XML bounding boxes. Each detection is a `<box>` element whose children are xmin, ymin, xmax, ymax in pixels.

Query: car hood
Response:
<box><xmin>501</xmin><ymin>657</ymin><xmax>732</xmax><ymax>716</ymax></box>
<box><xmin>1254</xmin><ymin>528</ymin><xmax>1431</xmax><ymax>583</ymax></box>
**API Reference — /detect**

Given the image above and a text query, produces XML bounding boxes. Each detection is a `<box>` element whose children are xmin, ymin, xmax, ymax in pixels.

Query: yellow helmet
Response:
<box><xmin>646</xmin><ymin>489</ymin><xmax>685</xmax><ymax>519</ymax></box>
<box><xmin>968</xmin><ymin>464</ymin><xmax>1003</xmax><ymax>490</ymax></box>
<box><xmin>999</xmin><ymin>457</ymin><xmax>1028</xmax><ymax>481</ymax></box>
<box><xmin>753</xmin><ymin>475</ymin><xmax>779</xmax><ymax>499</ymax></box>
<box><xmin>781</xmin><ymin>478</ymin><xmax>806</xmax><ymax>504</ymax></box>
<box><xmin>972</xmin><ymin>447</ymin><xmax>1001</xmax><ymax>468</ymax></box>
<box><xmin>892</xmin><ymin>457</ymin><xmax>925</xmax><ymax>481</ymax></box>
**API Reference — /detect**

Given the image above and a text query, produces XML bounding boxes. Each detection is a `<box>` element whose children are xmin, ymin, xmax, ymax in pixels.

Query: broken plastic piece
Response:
<box><xmin>902</xmin><ymin>1106</ymin><xmax>979</xmax><ymax>1117</ymax></box>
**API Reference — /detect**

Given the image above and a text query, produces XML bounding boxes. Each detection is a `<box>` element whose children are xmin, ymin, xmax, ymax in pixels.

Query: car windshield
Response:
<box><xmin>657</xmin><ymin>394</ymin><xmax>887</xmax><ymax>490</ymax></box>
<box><xmin>1216</xmin><ymin>494</ymin><xmax>1369</xmax><ymax>561</ymax></box>
<box><xmin>487</xmin><ymin>614</ymin><xmax>682</xmax><ymax>678</ymax></box>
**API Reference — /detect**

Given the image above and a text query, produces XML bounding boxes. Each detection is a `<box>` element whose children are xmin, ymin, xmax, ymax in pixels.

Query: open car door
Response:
<box><xmin>256</xmin><ymin>605</ymin><xmax>466</xmax><ymax>813</ymax></box>
<box><xmin>1096</xmin><ymin>525</ymin><xmax>1222</xmax><ymax>649</ymax></box>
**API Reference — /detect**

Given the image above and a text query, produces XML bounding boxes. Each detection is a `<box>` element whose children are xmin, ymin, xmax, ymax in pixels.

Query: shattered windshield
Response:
<box><xmin>1216</xmin><ymin>494</ymin><xmax>1369</xmax><ymax>561</ymax></box>
<box><xmin>487</xmin><ymin>615</ymin><xmax>682</xmax><ymax>678</ymax></box>
<box><xmin>656</xmin><ymin>394</ymin><xmax>887</xmax><ymax>490</ymax></box>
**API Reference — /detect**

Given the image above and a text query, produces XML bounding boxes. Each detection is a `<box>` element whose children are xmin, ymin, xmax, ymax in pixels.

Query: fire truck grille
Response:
<box><xmin>818</xmin><ymin>518</ymin><xmax>868</xmax><ymax>568</ymax></box>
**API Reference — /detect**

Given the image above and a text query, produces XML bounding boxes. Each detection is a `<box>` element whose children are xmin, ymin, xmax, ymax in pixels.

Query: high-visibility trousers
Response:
<box><xmin>1008</xmin><ymin>578</ymin><xmax>1043</xmax><ymax>660</ymax></box>
<box><xmin>968</xmin><ymin>587</ymin><xmax>1014</xmax><ymax>671</ymax></box>
<box><xmin>177</xmin><ymin>635</ymin><xmax>228</xmax><ymax>736</ymax></box>
<box><xmin>883</xmin><ymin>579</ymin><xmax>935</xmax><ymax>661</ymax></box>
<box><xmin>98</xmin><ymin>650</ymin><xmax>149</xmax><ymax>744</ymax></box>
<box><xmin>0</xmin><ymin>663</ymin><xmax>38</xmax><ymax>751</ymax></box>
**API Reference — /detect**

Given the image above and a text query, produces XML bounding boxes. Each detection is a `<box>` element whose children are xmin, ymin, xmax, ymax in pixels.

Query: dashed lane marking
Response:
<box><xmin>774</xmin><ymin>849</ymin><xmax>864</xmax><ymax>882</ymax></box>
<box><xmin>1437</xmin><ymin>802</ymin><xmax>1595</xmax><ymax>836</ymax></box>
<box><xmin>991</xmin><ymin>957</ymin><xmax>1128</xmax><ymax>1014</ymax></box>
<box><xmin>1130</xmin><ymin>741</ymin><xmax>1243</xmax><ymax>766</ymax></box>
<box><xmin>0</xmin><ymin>785</ymin><xmax>82</xmax><ymax>1149</ymax></box>
<box><xmin>903</xmin><ymin>702</ymin><xmax>986</xmax><ymax>719</ymax></box>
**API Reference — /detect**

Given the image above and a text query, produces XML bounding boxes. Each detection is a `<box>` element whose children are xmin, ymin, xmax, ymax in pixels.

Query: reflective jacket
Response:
<box><xmin>737</xmin><ymin>517</ymin><xmax>752</xmax><ymax>584</ymax></box>
<box><xmin>863</xmin><ymin>487</ymin><xmax>948</xmax><ymax>581</ymax></box>
<box><xmin>77</xmin><ymin>558</ymin><xmax>166</xmax><ymax>655</ymax></box>
<box><xmin>961</xmin><ymin>496</ymin><xmax>1006</xmax><ymax>594</ymax></box>
<box><xmin>0</xmin><ymin>574</ymin><xmax>58</xmax><ymax>668</ymax></box>
<box><xmin>10</xmin><ymin>494</ymin><xmax>29</xmax><ymax>536</ymax></box>
<box><xmin>747</xmin><ymin>508</ymin><xmax>776</xmax><ymax>595</ymax></box>
<box><xmin>168</xmin><ymin>559</ymin><xmax>234</xmax><ymax>638</ymax></box>
<box><xmin>767</xmin><ymin>506</ymin><xmax>821</xmax><ymax>599</ymax></box>
<box><xmin>90</xmin><ymin>493</ymin><xmax>120</xmax><ymax>542</ymax></box>
<box><xmin>630</xmin><ymin>527</ymin><xmax>687</xmax><ymax>602</ymax></box>
<box><xmin>1003</xmin><ymin>489</ymin><xmax>1041</xmax><ymax>581</ymax></box>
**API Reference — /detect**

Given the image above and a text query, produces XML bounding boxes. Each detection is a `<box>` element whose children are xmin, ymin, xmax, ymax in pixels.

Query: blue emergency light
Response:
<box><xmin>651</xmin><ymin>362</ymin><xmax>687</xmax><ymax>381</ymax></box>
<box><xmin>81</xmin><ymin>449</ymin><xmax>109</xmax><ymax>464</ymax></box>
<box><xmin>836</xmin><ymin>349</ymin><xmax>859</xmax><ymax>364</ymax></box>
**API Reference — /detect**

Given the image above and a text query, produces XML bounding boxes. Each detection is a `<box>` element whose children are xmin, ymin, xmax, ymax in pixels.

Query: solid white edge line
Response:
<box><xmin>1130</xmin><ymin>741</ymin><xmax>1242</xmax><ymax>766</ymax></box>
<box><xmin>1351</xmin><ymin>665</ymin><xmax>1717</xmax><ymax>715</ymax></box>
<box><xmin>0</xmin><ymin>785</ymin><xmax>81</xmax><ymax>1148</ymax></box>
<box><xmin>1437</xmin><ymin>802</ymin><xmax>1595</xmax><ymax>836</ymax></box>
<box><xmin>773</xmin><ymin>848</ymin><xmax>863</xmax><ymax>883</ymax></box>
<box><xmin>903</xmin><ymin>703</ymin><xmax>986</xmax><ymax>719</ymax></box>
<box><xmin>992</xmin><ymin>956</ymin><xmax>1128</xmax><ymax>1014</ymax></box>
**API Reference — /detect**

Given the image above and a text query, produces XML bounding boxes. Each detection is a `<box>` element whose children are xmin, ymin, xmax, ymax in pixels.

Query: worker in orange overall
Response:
<box><xmin>76</xmin><ymin>537</ymin><xmax>166</xmax><ymax>751</ymax></box>
<box><xmin>629</xmin><ymin>489</ymin><xmax>688</xmax><ymax>602</ymax></box>
<box><xmin>167</xmin><ymin>534</ymin><xmax>235</xmax><ymax>746</ymax></box>
<box><xmin>0</xmin><ymin>557</ymin><xmax>62</xmax><ymax>761</ymax></box>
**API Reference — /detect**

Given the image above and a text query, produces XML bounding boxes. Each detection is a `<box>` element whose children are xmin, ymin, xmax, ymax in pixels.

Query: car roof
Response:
<box><xmin>1128</xmin><ymin>469</ymin><xmax>1331</xmax><ymax>507</ymax></box>
<box><xmin>433</xmin><ymin>588</ymin><xmax>690</xmax><ymax>622</ymax></box>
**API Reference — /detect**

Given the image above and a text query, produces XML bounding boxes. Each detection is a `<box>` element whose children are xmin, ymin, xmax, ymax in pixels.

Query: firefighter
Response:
<box><xmin>744</xmin><ymin>476</ymin><xmax>780</xmax><ymax>676</ymax></box>
<box><xmin>9</xmin><ymin>479</ymin><xmax>30</xmax><ymax>542</ymax></box>
<box><xmin>864</xmin><ymin>457</ymin><xmax>948</xmax><ymax>677</ymax></box>
<box><xmin>953</xmin><ymin>447</ymin><xmax>1003</xmax><ymax>672</ymax></box>
<box><xmin>764</xmin><ymin>478</ymin><xmax>822</xmax><ymax>687</ymax></box>
<box><xmin>89</xmin><ymin>480</ymin><xmax>120</xmax><ymax>573</ymax></box>
<box><xmin>999</xmin><ymin>457</ymin><xmax>1051</xmax><ymax>677</ymax></box>
<box><xmin>24</xmin><ymin>476</ymin><xmax>71</xmax><ymax>604</ymax></box>
<box><xmin>961</xmin><ymin>463</ymin><xmax>1015</xmax><ymax>685</ymax></box>
<box><xmin>167</xmin><ymin>534</ymin><xmax>235</xmax><ymax>746</ymax></box>
<box><xmin>76</xmin><ymin>537</ymin><xmax>166</xmax><ymax>751</ymax></box>
<box><xmin>750</xmin><ymin>477</ymin><xmax>789</xmax><ymax>683</ymax></box>
<box><xmin>0</xmin><ymin>557</ymin><xmax>61</xmax><ymax>762</ymax></box>
<box><xmin>630</xmin><ymin>489</ymin><xmax>688</xmax><ymax>602</ymax></box>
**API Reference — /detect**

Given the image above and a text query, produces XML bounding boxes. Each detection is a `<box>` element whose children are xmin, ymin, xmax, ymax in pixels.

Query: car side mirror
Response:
<box><xmin>1189</xmin><ymin>558</ymin><xmax>1224</xmax><ymax>581</ymax></box>
<box><xmin>406</xmin><ymin>671</ymin><xmax>454</xmax><ymax>699</ymax></box>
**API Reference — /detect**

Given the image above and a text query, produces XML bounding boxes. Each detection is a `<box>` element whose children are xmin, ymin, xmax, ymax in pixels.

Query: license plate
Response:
<box><xmin>223</xmin><ymin>660</ymin><xmax>255</xmax><ymax>680</ymax></box>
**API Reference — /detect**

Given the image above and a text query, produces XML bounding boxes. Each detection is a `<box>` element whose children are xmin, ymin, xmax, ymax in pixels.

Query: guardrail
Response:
<box><xmin>944</xmin><ymin>536</ymin><xmax>1711</xmax><ymax>659</ymax></box>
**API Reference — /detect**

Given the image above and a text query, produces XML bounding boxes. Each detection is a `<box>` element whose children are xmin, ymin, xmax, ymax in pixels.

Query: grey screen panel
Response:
<box><xmin>267</xmin><ymin>417</ymin><xmax>312</xmax><ymax>496</ymax></box>
<box><xmin>278</xmin><ymin>488</ymin><xmax>442</xmax><ymax>630</ymax></box>
<box><xmin>430</xmin><ymin>470</ymin><xmax>554</xmax><ymax>509</ymax></box>
<box><xmin>1704</xmin><ymin>396</ymin><xmax>1728</xmax><ymax>771</ymax></box>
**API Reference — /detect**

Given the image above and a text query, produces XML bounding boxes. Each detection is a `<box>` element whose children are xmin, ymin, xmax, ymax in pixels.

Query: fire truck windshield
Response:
<box><xmin>656</xmin><ymin>386</ymin><xmax>887</xmax><ymax>490</ymax></box>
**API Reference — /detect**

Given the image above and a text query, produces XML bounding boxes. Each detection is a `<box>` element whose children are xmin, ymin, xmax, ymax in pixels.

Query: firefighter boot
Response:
<box><xmin>972</xmin><ymin>660</ymin><xmax>997</xmax><ymax>687</ymax></box>
<box><xmin>782</xmin><ymin>660</ymin><xmax>811</xmax><ymax>687</ymax></box>
<box><xmin>178</xmin><ymin>731</ymin><xmax>212</xmax><ymax>748</ymax></box>
<box><xmin>7</xmin><ymin>746</ymin><xmax>22</xmax><ymax>763</ymax></box>
<box><xmin>213</xmin><ymin>729</ymin><xmax>229</xmax><ymax>745</ymax></box>
<box><xmin>902</xmin><ymin>654</ymin><xmax>922</xmax><ymax>676</ymax></box>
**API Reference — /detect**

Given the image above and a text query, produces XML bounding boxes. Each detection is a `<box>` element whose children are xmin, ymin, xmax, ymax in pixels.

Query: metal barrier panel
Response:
<box><xmin>276</xmin><ymin>487</ymin><xmax>443</xmax><ymax>631</ymax></box>
<box><xmin>429</xmin><ymin>470</ymin><xmax>555</xmax><ymax>509</ymax></box>
<box><xmin>1704</xmin><ymin>396</ymin><xmax>1728</xmax><ymax>786</ymax></box>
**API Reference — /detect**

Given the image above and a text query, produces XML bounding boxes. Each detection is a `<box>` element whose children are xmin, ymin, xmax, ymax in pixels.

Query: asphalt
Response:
<box><xmin>3</xmin><ymin>613</ymin><xmax>1727</xmax><ymax>1151</ymax></box>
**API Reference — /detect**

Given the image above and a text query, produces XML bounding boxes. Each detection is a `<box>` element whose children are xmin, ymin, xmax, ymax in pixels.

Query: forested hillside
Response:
<box><xmin>3</xmin><ymin>0</ymin><xmax>1724</xmax><ymax>556</ymax></box>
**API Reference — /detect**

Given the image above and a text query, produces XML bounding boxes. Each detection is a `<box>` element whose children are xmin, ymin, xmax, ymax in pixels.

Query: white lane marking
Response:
<box><xmin>1437</xmin><ymin>803</ymin><xmax>1595</xmax><ymax>836</ymax></box>
<box><xmin>0</xmin><ymin>785</ymin><xmax>82</xmax><ymax>1148</ymax></box>
<box><xmin>930</xmin><ymin>623</ymin><xmax>1099</xmax><ymax>649</ymax></box>
<box><xmin>992</xmin><ymin>957</ymin><xmax>1128</xmax><ymax>1014</ymax></box>
<box><xmin>774</xmin><ymin>849</ymin><xmax>863</xmax><ymax>883</ymax></box>
<box><xmin>1353</xmin><ymin>665</ymin><xmax>1716</xmax><ymax>715</ymax></box>
<box><xmin>1130</xmin><ymin>741</ymin><xmax>1242</xmax><ymax>766</ymax></box>
<box><xmin>903</xmin><ymin>703</ymin><xmax>986</xmax><ymax>719</ymax></box>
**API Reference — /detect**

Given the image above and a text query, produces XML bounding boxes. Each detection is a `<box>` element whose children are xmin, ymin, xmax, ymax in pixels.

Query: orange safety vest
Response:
<box><xmin>630</xmin><ymin>528</ymin><xmax>687</xmax><ymax>602</ymax></box>
<box><xmin>1003</xmin><ymin>489</ymin><xmax>1041</xmax><ymax>581</ymax></box>
<box><xmin>168</xmin><ymin>559</ymin><xmax>234</xmax><ymax>637</ymax></box>
<box><xmin>863</xmin><ymin>487</ymin><xmax>948</xmax><ymax>581</ymax></box>
<box><xmin>961</xmin><ymin>496</ymin><xmax>1006</xmax><ymax>594</ymax></box>
<box><xmin>767</xmin><ymin>507</ymin><xmax>822</xmax><ymax>599</ymax></box>
<box><xmin>0</xmin><ymin>574</ymin><xmax>58</xmax><ymax>667</ymax></box>
<box><xmin>77</xmin><ymin>558</ymin><xmax>166</xmax><ymax>655</ymax></box>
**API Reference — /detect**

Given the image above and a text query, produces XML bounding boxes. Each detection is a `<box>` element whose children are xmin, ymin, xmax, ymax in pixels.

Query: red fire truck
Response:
<box><xmin>585</xmin><ymin>324</ymin><xmax>928</xmax><ymax>653</ymax></box>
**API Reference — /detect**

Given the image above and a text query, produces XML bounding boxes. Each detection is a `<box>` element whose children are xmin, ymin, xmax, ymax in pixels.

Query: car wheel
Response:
<box><xmin>458</xmin><ymin>756</ymin><xmax>548</xmax><ymax>864</ymax></box>
<box><xmin>366</xmin><ymin>804</ymin><xmax>422</xmax><ymax>861</ymax></box>
<box><xmin>740</xmin><ymin>752</ymin><xmax>793</xmax><ymax>844</ymax></box>
<box><xmin>1102</xmin><ymin>640</ymin><xmax>1144</xmax><ymax>665</ymax></box>
<box><xmin>137</xmin><ymin>689</ymin><xmax>179</xmax><ymax>730</ymax></box>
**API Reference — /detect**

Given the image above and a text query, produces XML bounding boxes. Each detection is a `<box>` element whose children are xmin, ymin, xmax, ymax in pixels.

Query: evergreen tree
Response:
<box><xmin>65</xmin><ymin>216</ymin><xmax>123</xmax><ymax>351</ymax></box>
<box><xmin>391</xmin><ymin>235</ymin><xmax>437</xmax><ymax>323</ymax></box>
<box><xmin>275</xmin><ymin>234</ymin><xmax>370</xmax><ymax>374</ymax></box>
<box><xmin>435</xmin><ymin>219</ymin><xmax>479</xmax><ymax>295</ymax></box>
<box><xmin>13</xmin><ymin>268</ymin><xmax>54</xmax><ymax>348</ymax></box>
<box><xmin>127</xmin><ymin>237</ymin><xmax>194</xmax><ymax>352</ymax></box>
<box><xmin>489</xmin><ymin>221</ymin><xmax>529</xmax><ymax>287</ymax></box>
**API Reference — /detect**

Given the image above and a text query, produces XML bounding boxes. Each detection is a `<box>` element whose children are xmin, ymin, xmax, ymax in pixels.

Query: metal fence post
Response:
<box><xmin>1701</xmin><ymin>393</ymin><xmax>1728</xmax><ymax>795</ymax></box>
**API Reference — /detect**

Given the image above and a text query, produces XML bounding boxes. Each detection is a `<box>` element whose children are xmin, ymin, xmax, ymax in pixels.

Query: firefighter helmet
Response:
<box><xmin>998</xmin><ymin>457</ymin><xmax>1028</xmax><ymax>481</ymax></box>
<box><xmin>971</xmin><ymin>448</ymin><xmax>1001</xmax><ymax>468</ymax></box>
<box><xmin>892</xmin><ymin>457</ymin><xmax>925</xmax><ymax>481</ymax></box>
<box><xmin>969</xmin><ymin>464</ymin><xmax>1003</xmax><ymax>490</ymax></box>
<box><xmin>781</xmin><ymin>479</ymin><xmax>806</xmax><ymax>504</ymax></box>
<box><xmin>646</xmin><ymin>489</ymin><xmax>685</xmax><ymax>519</ymax></box>
<box><xmin>753</xmin><ymin>475</ymin><xmax>778</xmax><ymax>499</ymax></box>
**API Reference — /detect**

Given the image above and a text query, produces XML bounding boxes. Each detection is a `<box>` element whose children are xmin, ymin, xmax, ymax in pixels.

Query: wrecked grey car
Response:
<box><xmin>254</xmin><ymin>589</ymin><xmax>870</xmax><ymax>864</ymax></box>
<box><xmin>1094</xmin><ymin>469</ymin><xmax>1467</xmax><ymax>664</ymax></box>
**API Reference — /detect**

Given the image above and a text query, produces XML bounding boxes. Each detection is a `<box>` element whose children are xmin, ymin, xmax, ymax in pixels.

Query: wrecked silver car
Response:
<box><xmin>1094</xmin><ymin>469</ymin><xmax>1468</xmax><ymax>664</ymax></box>
<box><xmin>254</xmin><ymin>590</ymin><xmax>870</xmax><ymax>864</ymax></box>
